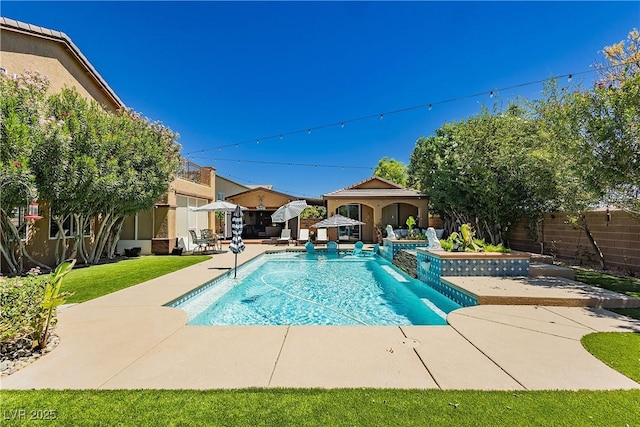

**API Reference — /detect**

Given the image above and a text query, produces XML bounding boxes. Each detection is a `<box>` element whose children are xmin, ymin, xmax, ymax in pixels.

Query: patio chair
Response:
<box><xmin>189</xmin><ymin>229</ymin><xmax>208</xmax><ymax>253</ymax></box>
<box><xmin>362</xmin><ymin>243</ymin><xmax>379</xmax><ymax>257</ymax></box>
<box><xmin>305</xmin><ymin>241</ymin><xmax>316</xmax><ymax>254</ymax></box>
<box><xmin>351</xmin><ymin>241</ymin><xmax>364</xmax><ymax>256</ymax></box>
<box><xmin>276</xmin><ymin>228</ymin><xmax>292</xmax><ymax>245</ymax></box>
<box><xmin>201</xmin><ymin>229</ymin><xmax>221</xmax><ymax>251</ymax></box>
<box><xmin>315</xmin><ymin>228</ymin><xmax>328</xmax><ymax>243</ymax></box>
<box><xmin>296</xmin><ymin>228</ymin><xmax>310</xmax><ymax>245</ymax></box>
<box><xmin>326</xmin><ymin>241</ymin><xmax>338</xmax><ymax>254</ymax></box>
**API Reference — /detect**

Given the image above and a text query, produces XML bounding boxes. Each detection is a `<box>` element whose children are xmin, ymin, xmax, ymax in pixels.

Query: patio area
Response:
<box><xmin>2</xmin><ymin>243</ymin><xmax>639</xmax><ymax>391</ymax></box>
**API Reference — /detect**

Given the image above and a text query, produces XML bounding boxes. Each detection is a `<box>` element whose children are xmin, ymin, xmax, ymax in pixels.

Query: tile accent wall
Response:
<box><xmin>381</xmin><ymin>239</ymin><xmax>429</xmax><ymax>262</ymax></box>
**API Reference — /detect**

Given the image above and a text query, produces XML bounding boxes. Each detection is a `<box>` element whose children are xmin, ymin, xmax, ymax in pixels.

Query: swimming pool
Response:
<box><xmin>170</xmin><ymin>251</ymin><xmax>462</xmax><ymax>326</ymax></box>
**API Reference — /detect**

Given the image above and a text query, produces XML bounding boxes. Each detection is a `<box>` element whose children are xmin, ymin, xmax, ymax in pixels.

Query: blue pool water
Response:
<box><xmin>171</xmin><ymin>252</ymin><xmax>462</xmax><ymax>326</ymax></box>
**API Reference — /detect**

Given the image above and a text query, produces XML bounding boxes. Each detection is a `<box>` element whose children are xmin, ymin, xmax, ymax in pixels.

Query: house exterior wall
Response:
<box><xmin>325</xmin><ymin>198</ymin><xmax>430</xmax><ymax>243</ymax></box>
<box><xmin>1</xmin><ymin>25</ymin><xmax>120</xmax><ymax>111</ymax></box>
<box><xmin>215</xmin><ymin>176</ymin><xmax>249</xmax><ymax>199</ymax></box>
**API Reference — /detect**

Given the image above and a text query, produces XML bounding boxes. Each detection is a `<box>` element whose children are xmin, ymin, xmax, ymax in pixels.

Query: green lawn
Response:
<box><xmin>573</xmin><ymin>269</ymin><xmax>640</xmax><ymax>320</ymax></box>
<box><xmin>1</xmin><ymin>389</ymin><xmax>639</xmax><ymax>426</ymax></box>
<box><xmin>574</xmin><ymin>269</ymin><xmax>640</xmax><ymax>299</ymax></box>
<box><xmin>582</xmin><ymin>332</ymin><xmax>640</xmax><ymax>383</ymax></box>
<box><xmin>64</xmin><ymin>255</ymin><xmax>211</xmax><ymax>303</ymax></box>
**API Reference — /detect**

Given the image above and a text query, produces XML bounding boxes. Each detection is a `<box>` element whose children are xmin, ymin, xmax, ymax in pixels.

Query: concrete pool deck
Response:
<box><xmin>2</xmin><ymin>243</ymin><xmax>639</xmax><ymax>391</ymax></box>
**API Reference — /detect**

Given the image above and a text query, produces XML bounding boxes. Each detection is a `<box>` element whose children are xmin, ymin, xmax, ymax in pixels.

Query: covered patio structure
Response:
<box><xmin>323</xmin><ymin>177</ymin><xmax>430</xmax><ymax>243</ymax></box>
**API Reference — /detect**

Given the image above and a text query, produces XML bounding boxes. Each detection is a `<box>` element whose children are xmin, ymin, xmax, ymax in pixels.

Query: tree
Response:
<box><xmin>2</xmin><ymin>71</ymin><xmax>182</xmax><ymax>273</ymax></box>
<box><xmin>373</xmin><ymin>157</ymin><xmax>408</xmax><ymax>187</ymax></box>
<box><xmin>0</xmin><ymin>71</ymin><xmax>51</xmax><ymax>274</ymax></box>
<box><xmin>409</xmin><ymin>104</ymin><xmax>559</xmax><ymax>245</ymax></box>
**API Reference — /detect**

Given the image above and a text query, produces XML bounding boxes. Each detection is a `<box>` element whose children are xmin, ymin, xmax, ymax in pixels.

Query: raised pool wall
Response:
<box><xmin>382</xmin><ymin>239</ymin><xmax>531</xmax><ymax>306</ymax></box>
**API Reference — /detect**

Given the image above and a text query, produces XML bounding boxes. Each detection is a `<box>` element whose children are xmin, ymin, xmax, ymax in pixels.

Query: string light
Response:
<box><xmin>379</xmin><ymin>114</ymin><xmax>384</xmax><ymax>120</ymax></box>
<box><xmin>183</xmin><ymin>63</ymin><xmax>631</xmax><ymax>157</ymax></box>
<box><xmin>568</xmin><ymin>74</ymin><xmax>573</xmax><ymax>83</ymax></box>
<box><xmin>190</xmin><ymin>156</ymin><xmax>374</xmax><ymax>170</ymax></box>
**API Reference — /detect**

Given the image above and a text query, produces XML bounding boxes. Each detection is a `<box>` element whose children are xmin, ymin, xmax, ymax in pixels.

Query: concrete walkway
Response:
<box><xmin>2</xmin><ymin>244</ymin><xmax>639</xmax><ymax>391</ymax></box>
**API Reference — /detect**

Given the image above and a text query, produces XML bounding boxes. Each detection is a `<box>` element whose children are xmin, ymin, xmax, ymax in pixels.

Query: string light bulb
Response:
<box><xmin>307</xmin><ymin>129</ymin><xmax>311</xmax><ymax>135</ymax></box>
<box><xmin>489</xmin><ymin>91</ymin><xmax>494</xmax><ymax>98</ymax></box>
<box><xmin>340</xmin><ymin>122</ymin><xmax>345</xmax><ymax>128</ymax></box>
<box><xmin>567</xmin><ymin>74</ymin><xmax>573</xmax><ymax>83</ymax></box>
<box><xmin>379</xmin><ymin>114</ymin><xmax>384</xmax><ymax>120</ymax></box>
<box><xmin>428</xmin><ymin>104</ymin><xmax>432</xmax><ymax>111</ymax></box>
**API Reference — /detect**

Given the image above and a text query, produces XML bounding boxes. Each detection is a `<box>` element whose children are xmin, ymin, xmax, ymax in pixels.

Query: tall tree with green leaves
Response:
<box><xmin>0</xmin><ymin>71</ymin><xmax>50</xmax><ymax>274</ymax></box>
<box><xmin>374</xmin><ymin>157</ymin><xmax>408</xmax><ymax>187</ymax></box>
<box><xmin>409</xmin><ymin>104</ymin><xmax>558</xmax><ymax>245</ymax></box>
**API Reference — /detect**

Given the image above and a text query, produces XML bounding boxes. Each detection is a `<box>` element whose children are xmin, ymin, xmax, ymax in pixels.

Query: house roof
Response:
<box><xmin>227</xmin><ymin>186</ymin><xmax>300</xmax><ymax>201</ymax></box>
<box><xmin>0</xmin><ymin>17</ymin><xmax>124</xmax><ymax>108</ymax></box>
<box><xmin>324</xmin><ymin>176</ymin><xmax>426</xmax><ymax>199</ymax></box>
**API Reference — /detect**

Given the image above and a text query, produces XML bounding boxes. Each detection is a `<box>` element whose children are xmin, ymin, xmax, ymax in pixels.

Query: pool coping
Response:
<box><xmin>2</xmin><ymin>243</ymin><xmax>639</xmax><ymax>391</ymax></box>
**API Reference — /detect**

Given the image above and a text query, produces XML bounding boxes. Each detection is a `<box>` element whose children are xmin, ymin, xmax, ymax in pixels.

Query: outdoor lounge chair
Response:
<box><xmin>305</xmin><ymin>241</ymin><xmax>316</xmax><ymax>253</ymax></box>
<box><xmin>362</xmin><ymin>243</ymin><xmax>379</xmax><ymax>257</ymax></box>
<box><xmin>326</xmin><ymin>241</ymin><xmax>338</xmax><ymax>254</ymax></box>
<box><xmin>351</xmin><ymin>241</ymin><xmax>364</xmax><ymax>256</ymax></box>
<box><xmin>276</xmin><ymin>228</ymin><xmax>292</xmax><ymax>245</ymax></box>
<box><xmin>315</xmin><ymin>228</ymin><xmax>328</xmax><ymax>243</ymax></box>
<box><xmin>189</xmin><ymin>229</ymin><xmax>208</xmax><ymax>253</ymax></box>
<box><xmin>296</xmin><ymin>228</ymin><xmax>310</xmax><ymax>245</ymax></box>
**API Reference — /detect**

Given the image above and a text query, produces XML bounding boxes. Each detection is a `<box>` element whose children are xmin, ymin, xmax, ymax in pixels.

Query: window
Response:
<box><xmin>48</xmin><ymin>211</ymin><xmax>91</xmax><ymax>239</ymax></box>
<box><xmin>8</xmin><ymin>206</ymin><xmax>28</xmax><ymax>241</ymax></box>
<box><xmin>49</xmin><ymin>214</ymin><xmax>72</xmax><ymax>239</ymax></box>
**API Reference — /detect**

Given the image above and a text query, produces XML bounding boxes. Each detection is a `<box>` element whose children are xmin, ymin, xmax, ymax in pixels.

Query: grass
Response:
<box><xmin>63</xmin><ymin>255</ymin><xmax>211</xmax><ymax>303</ymax></box>
<box><xmin>582</xmin><ymin>332</ymin><xmax>640</xmax><ymax>383</ymax></box>
<box><xmin>573</xmin><ymin>269</ymin><xmax>640</xmax><ymax>299</ymax></box>
<box><xmin>1</xmin><ymin>389</ymin><xmax>639</xmax><ymax>426</ymax></box>
<box><xmin>573</xmin><ymin>268</ymin><xmax>640</xmax><ymax>320</ymax></box>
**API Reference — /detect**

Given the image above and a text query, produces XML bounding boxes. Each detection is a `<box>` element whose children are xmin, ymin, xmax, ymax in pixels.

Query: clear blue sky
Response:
<box><xmin>3</xmin><ymin>1</ymin><xmax>639</xmax><ymax>198</ymax></box>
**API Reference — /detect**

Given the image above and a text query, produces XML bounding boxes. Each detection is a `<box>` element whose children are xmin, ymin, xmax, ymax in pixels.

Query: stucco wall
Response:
<box><xmin>1</xmin><ymin>29</ymin><xmax>120</xmax><ymax>111</ymax></box>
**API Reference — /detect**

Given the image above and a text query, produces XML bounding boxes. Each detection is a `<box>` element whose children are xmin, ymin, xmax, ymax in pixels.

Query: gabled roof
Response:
<box><xmin>324</xmin><ymin>176</ymin><xmax>426</xmax><ymax>199</ymax></box>
<box><xmin>342</xmin><ymin>176</ymin><xmax>405</xmax><ymax>190</ymax></box>
<box><xmin>227</xmin><ymin>186</ymin><xmax>300</xmax><ymax>201</ymax></box>
<box><xmin>0</xmin><ymin>17</ymin><xmax>123</xmax><ymax>108</ymax></box>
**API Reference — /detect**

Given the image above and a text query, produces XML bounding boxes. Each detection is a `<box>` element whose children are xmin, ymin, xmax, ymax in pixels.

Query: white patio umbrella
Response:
<box><xmin>190</xmin><ymin>200</ymin><xmax>247</xmax><ymax>212</ymax></box>
<box><xmin>311</xmin><ymin>214</ymin><xmax>365</xmax><ymax>250</ymax></box>
<box><xmin>271</xmin><ymin>200</ymin><xmax>307</xmax><ymax>230</ymax></box>
<box><xmin>310</xmin><ymin>214</ymin><xmax>365</xmax><ymax>229</ymax></box>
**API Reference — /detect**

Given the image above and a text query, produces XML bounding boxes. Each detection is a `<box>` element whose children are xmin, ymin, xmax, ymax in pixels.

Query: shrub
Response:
<box><xmin>0</xmin><ymin>261</ymin><xmax>74</xmax><ymax>350</ymax></box>
<box><xmin>0</xmin><ymin>271</ymin><xmax>47</xmax><ymax>344</ymax></box>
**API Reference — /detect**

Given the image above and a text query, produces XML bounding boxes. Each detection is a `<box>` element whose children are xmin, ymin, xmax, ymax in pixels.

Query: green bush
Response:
<box><xmin>0</xmin><ymin>271</ymin><xmax>48</xmax><ymax>343</ymax></box>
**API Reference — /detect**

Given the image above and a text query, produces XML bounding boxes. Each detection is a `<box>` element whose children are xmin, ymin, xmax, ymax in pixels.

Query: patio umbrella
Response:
<box><xmin>229</xmin><ymin>205</ymin><xmax>245</xmax><ymax>278</ymax></box>
<box><xmin>190</xmin><ymin>200</ymin><xmax>247</xmax><ymax>212</ymax></box>
<box><xmin>310</xmin><ymin>214</ymin><xmax>365</xmax><ymax>229</ymax></box>
<box><xmin>310</xmin><ymin>214</ymin><xmax>365</xmax><ymax>250</ymax></box>
<box><xmin>271</xmin><ymin>200</ymin><xmax>307</xmax><ymax>229</ymax></box>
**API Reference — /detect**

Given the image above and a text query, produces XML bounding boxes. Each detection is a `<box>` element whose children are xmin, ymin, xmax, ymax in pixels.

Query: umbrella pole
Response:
<box><xmin>234</xmin><ymin>253</ymin><xmax>238</xmax><ymax>278</ymax></box>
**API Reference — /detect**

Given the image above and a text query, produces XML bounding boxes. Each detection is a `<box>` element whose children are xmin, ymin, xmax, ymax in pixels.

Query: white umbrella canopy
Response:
<box><xmin>190</xmin><ymin>200</ymin><xmax>247</xmax><ymax>212</ymax></box>
<box><xmin>310</xmin><ymin>214</ymin><xmax>365</xmax><ymax>228</ymax></box>
<box><xmin>271</xmin><ymin>200</ymin><xmax>307</xmax><ymax>229</ymax></box>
